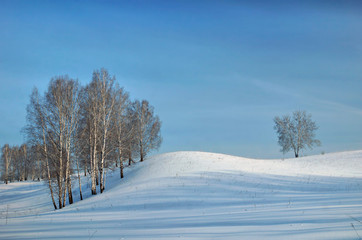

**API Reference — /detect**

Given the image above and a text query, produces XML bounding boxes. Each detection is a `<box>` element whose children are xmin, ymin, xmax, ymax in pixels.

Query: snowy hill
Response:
<box><xmin>1</xmin><ymin>151</ymin><xmax>362</xmax><ymax>239</ymax></box>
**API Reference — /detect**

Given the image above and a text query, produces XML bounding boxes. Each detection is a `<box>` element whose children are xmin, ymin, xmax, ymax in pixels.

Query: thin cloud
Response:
<box><xmin>249</xmin><ymin>78</ymin><xmax>362</xmax><ymax>116</ymax></box>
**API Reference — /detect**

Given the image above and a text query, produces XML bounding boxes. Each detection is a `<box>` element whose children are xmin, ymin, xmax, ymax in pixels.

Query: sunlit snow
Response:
<box><xmin>1</xmin><ymin>151</ymin><xmax>362</xmax><ymax>239</ymax></box>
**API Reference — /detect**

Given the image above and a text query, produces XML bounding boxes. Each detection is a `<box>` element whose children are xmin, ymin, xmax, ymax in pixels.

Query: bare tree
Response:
<box><xmin>133</xmin><ymin>100</ymin><xmax>162</xmax><ymax>162</ymax></box>
<box><xmin>24</xmin><ymin>77</ymin><xmax>80</xmax><ymax>209</ymax></box>
<box><xmin>113</xmin><ymin>86</ymin><xmax>130</xmax><ymax>178</ymax></box>
<box><xmin>11</xmin><ymin>146</ymin><xmax>19</xmax><ymax>181</ymax></box>
<box><xmin>274</xmin><ymin>110</ymin><xmax>321</xmax><ymax>158</ymax></box>
<box><xmin>79</xmin><ymin>68</ymin><xmax>117</xmax><ymax>194</ymax></box>
<box><xmin>123</xmin><ymin>105</ymin><xmax>138</xmax><ymax>166</ymax></box>
<box><xmin>27</xmin><ymin>144</ymin><xmax>43</xmax><ymax>181</ymax></box>
<box><xmin>25</xmin><ymin>88</ymin><xmax>58</xmax><ymax>209</ymax></box>
<box><xmin>1</xmin><ymin>144</ymin><xmax>12</xmax><ymax>184</ymax></box>
<box><xmin>62</xmin><ymin>78</ymin><xmax>81</xmax><ymax>204</ymax></box>
<box><xmin>93</xmin><ymin>69</ymin><xmax>117</xmax><ymax>193</ymax></box>
<box><xmin>19</xmin><ymin>144</ymin><xmax>28</xmax><ymax>181</ymax></box>
<box><xmin>79</xmin><ymin>82</ymin><xmax>99</xmax><ymax>195</ymax></box>
<box><xmin>45</xmin><ymin>77</ymin><xmax>81</xmax><ymax>206</ymax></box>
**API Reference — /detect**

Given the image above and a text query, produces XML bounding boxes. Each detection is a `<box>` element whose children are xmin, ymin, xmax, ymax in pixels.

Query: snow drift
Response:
<box><xmin>1</xmin><ymin>151</ymin><xmax>362</xmax><ymax>239</ymax></box>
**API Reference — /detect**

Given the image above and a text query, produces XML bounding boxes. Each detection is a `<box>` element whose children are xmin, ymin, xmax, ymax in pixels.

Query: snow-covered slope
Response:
<box><xmin>1</xmin><ymin>151</ymin><xmax>362</xmax><ymax>239</ymax></box>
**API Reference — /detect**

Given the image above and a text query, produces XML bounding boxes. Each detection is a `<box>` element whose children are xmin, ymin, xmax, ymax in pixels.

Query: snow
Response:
<box><xmin>1</xmin><ymin>150</ymin><xmax>362</xmax><ymax>239</ymax></box>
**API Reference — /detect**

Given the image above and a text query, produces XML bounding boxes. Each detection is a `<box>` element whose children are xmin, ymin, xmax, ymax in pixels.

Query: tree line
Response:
<box><xmin>1</xmin><ymin>68</ymin><xmax>162</xmax><ymax>209</ymax></box>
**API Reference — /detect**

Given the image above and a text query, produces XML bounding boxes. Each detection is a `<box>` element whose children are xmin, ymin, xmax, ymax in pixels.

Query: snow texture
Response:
<box><xmin>1</xmin><ymin>150</ymin><xmax>362</xmax><ymax>239</ymax></box>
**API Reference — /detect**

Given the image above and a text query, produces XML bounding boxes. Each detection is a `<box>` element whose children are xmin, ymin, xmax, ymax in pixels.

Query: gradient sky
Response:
<box><xmin>1</xmin><ymin>0</ymin><xmax>361</xmax><ymax>159</ymax></box>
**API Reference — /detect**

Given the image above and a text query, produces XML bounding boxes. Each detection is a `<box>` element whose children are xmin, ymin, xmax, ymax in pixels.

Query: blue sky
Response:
<box><xmin>0</xmin><ymin>0</ymin><xmax>361</xmax><ymax>158</ymax></box>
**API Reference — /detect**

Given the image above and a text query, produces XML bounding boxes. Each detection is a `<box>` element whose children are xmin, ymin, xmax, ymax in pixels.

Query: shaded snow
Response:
<box><xmin>1</xmin><ymin>151</ymin><xmax>362</xmax><ymax>239</ymax></box>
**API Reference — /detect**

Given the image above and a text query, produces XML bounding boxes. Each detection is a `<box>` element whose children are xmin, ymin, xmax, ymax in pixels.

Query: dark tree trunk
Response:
<box><xmin>140</xmin><ymin>143</ymin><xmax>144</xmax><ymax>162</ymax></box>
<box><xmin>68</xmin><ymin>180</ymin><xmax>73</xmax><ymax>204</ymax></box>
<box><xmin>128</xmin><ymin>150</ymin><xmax>132</xmax><ymax>166</ymax></box>
<box><xmin>68</xmin><ymin>186</ymin><xmax>73</xmax><ymax>204</ymax></box>
<box><xmin>120</xmin><ymin>159</ymin><xmax>124</xmax><ymax>179</ymax></box>
<box><xmin>100</xmin><ymin>168</ymin><xmax>104</xmax><ymax>193</ymax></box>
<box><xmin>59</xmin><ymin>197</ymin><xmax>63</xmax><ymax>209</ymax></box>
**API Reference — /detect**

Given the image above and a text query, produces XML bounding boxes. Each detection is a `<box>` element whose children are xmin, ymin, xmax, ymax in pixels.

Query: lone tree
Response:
<box><xmin>274</xmin><ymin>110</ymin><xmax>321</xmax><ymax>158</ymax></box>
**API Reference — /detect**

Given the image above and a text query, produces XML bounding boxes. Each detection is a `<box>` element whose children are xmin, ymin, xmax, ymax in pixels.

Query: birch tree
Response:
<box><xmin>274</xmin><ymin>110</ymin><xmax>321</xmax><ymax>158</ymax></box>
<box><xmin>25</xmin><ymin>88</ymin><xmax>58</xmax><ymax>209</ymax></box>
<box><xmin>80</xmin><ymin>82</ymin><xmax>99</xmax><ymax>195</ymax></box>
<box><xmin>19</xmin><ymin>144</ymin><xmax>28</xmax><ymax>181</ymax></box>
<box><xmin>79</xmin><ymin>68</ymin><xmax>117</xmax><ymax>194</ymax></box>
<box><xmin>133</xmin><ymin>100</ymin><xmax>162</xmax><ymax>162</ymax></box>
<box><xmin>113</xmin><ymin>87</ymin><xmax>130</xmax><ymax>178</ymax></box>
<box><xmin>93</xmin><ymin>69</ymin><xmax>117</xmax><ymax>193</ymax></box>
<box><xmin>123</xmin><ymin>105</ymin><xmax>137</xmax><ymax>166</ymax></box>
<box><xmin>1</xmin><ymin>144</ymin><xmax>12</xmax><ymax>184</ymax></box>
<box><xmin>25</xmin><ymin>77</ymin><xmax>80</xmax><ymax>209</ymax></box>
<box><xmin>45</xmin><ymin>77</ymin><xmax>78</xmax><ymax>206</ymax></box>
